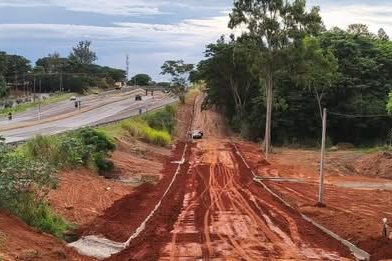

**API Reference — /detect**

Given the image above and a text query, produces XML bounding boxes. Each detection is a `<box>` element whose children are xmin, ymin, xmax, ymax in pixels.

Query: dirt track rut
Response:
<box><xmin>119</xmin><ymin>139</ymin><xmax>351</xmax><ymax>260</ymax></box>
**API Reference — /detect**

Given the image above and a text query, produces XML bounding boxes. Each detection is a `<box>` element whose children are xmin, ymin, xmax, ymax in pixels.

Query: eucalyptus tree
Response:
<box><xmin>161</xmin><ymin>60</ymin><xmax>194</xmax><ymax>103</ymax></box>
<box><xmin>229</xmin><ymin>0</ymin><xmax>323</xmax><ymax>157</ymax></box>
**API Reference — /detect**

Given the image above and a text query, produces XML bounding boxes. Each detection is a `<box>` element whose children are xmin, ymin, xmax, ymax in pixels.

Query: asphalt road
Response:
<box><xmin>0</xmin><ymin>89</ymin><xmax>177</xmax><ymax>143</ymax></box>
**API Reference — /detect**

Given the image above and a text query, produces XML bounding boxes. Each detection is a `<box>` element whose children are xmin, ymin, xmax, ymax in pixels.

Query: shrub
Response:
<box><xmin>143</xmin><ymin>105</ymin><xmax>177</xmax><ymax>134</ymax></box>
<box><xmin>57</xmin><ymin>136</ymin><xmax>88</xmax><ymax>167</ymax></box>
<box><xmin>0</xmin><ymin>193</ymin><xmax>70</xmax><ymax>238</ymax></box>
<box><xmin>93</xmin><ymin>152</ymin><xmax>115</xmax><ymax>174</ymax></box>
<box><xmin>23</xmin><ymin>135</ymin><xmax>59</xmax><ymax>162</ymax></box>
<box><xmin>77</xmin><ymin>128</ymin><xmax>115</xmax><ymax>153</ymax></box>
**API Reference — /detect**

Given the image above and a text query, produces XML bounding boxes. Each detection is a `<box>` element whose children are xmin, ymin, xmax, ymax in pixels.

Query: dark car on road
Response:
<box><xmin>135</xmin><ymin>95</ymin><xmax>142</xmax><ymax>101</ymax></box>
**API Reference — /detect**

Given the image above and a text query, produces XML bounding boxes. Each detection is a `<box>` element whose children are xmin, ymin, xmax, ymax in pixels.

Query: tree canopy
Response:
<box><xmin>196</xmin><ymin>21</ymin><xmax>392</xmax><ymax>146</ymax></box>
<box><xmin>229</xmin><ymin>0</ymin><xmax>323</xmax><ymax>156</ymax></box>
<box><xmin>129</xmin><ymin>74</ymin><xmax>152</xmax><ymax>86</ymax></box>
<box><xmin>68</xmin><ymin>41</ymin><xmax>97</xmax><ymax>65</ymax></box>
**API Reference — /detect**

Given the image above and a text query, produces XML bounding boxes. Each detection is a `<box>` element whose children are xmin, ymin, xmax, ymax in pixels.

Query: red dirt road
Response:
<box><xmin>112</xmin><ymin>138</ymin><xmax>352</xmax><ymax>260</ymax></box>
<box><xmin>109</xmin><ymin>97</ymin><xmax>353</xmax><ymax>260</ymax></box>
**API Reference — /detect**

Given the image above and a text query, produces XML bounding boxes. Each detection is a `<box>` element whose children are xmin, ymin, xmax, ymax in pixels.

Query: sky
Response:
<box><xmin>0</xmin><ymin>0</ymin><xmax>391</xmax><ymax>81</ymax></box>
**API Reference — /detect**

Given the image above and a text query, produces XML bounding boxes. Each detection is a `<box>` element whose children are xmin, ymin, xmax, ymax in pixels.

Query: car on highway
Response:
<box><xmin>70</xmin><ymin>96</ymin><xmax>77</xmax><ymax>101</ymax></box>
<box><xmin>135</xmin><ymin>95</ymin><xmax>142</xmax><ymax>101</ymax></box>
<box><xmin>192</xmin><ymin>130</ymin><xmax>204</xmax><ymax>139</ymax></box>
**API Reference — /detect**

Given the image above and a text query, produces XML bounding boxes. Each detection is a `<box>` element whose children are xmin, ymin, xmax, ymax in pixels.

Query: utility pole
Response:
<box><xmin>59</xmin><ymin>72</ymin><xmax>63</xmax><ymax>93</ymax></box>
<box><xmin>33</xmin><ymin>77</ymin><xmax>36</xmax><ymax>103</ymax></box>
<box><xmin>38</xmin><ymin>79</ymin><xmax>42</xmax><ymax>120</ymax></box>
<box><xmin>317</xmin><ymin>108</ymin><xmax>327</xmax><ymax>207</ymax></box>
<box><xmin>126</xmin><ymin>54</ymin><xmax>130</xmax><ymax>85</ymax></box>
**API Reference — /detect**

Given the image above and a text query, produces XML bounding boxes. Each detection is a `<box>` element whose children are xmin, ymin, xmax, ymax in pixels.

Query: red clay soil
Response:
<box><xmin>356</xmin><ymin>152</ymin><xmax>392</xmax><ymax>179</ymax></box>
<box><xmin>237</xmin><ymin>142</ymin><xmax>392</xmax><ymax>260</ymax></box>
<box><xmin>0</xmin><ymin>212</ymin><xmax>90</xmax><ymax>261</ymax></box>
<box><xmin>77</xmin><ymin>92</ymin><xmax>197</xmax><ymax>243</ymax></box>
<box><xmin>106</xmin><ymin>96</ymin><xmax>353</xmax><ymax>260</ymax></box>
<box><xmin>78</xmin><ymin>142</ymin><xmax>190</xmax><ymax>242</ymax></box>
<box><xmin>48</xmin><ymin>169</ymin><xmax>132</xmax><ymax>227</ymax></box>
<box><xmin>109</xmin><ymin>138</ymin><xmax>351</xmax><ymax>260</ymax></box>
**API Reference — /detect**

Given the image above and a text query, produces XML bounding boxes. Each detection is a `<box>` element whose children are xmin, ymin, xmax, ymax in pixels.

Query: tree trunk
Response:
<box><xmin>264</xmin><ymin>72</ymin><xmax>273</xmax><ymax>159</ymax></box>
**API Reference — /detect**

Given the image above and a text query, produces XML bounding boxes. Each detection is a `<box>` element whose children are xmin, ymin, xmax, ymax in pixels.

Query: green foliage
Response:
<box><xmin>77</xmin><ymin>128</ymin><xmax>115</xmax><ymax>153</ymax></box>
<box><xmin>93</xmin><ymin>152</ymin><xmax>115</xmax><ymax>174</ymax></box>
<box><xmin>68</xmin><ymin>40</ymin><xmax>97</xmax><ymax>65</ymax></box>
<box><xmin>1</xmin><ymin>194</ymin><xmax>70</xmax><ymax>238</ymax></box>
<box><xmin>388</xmin><ymin>91</ymin><xmax>392</xmax><ymax>113</ymax></box>
<box><xmin>21</xmin><ymin>128</ymin><xmax>115</xmax><ymax>173</ymax></box>
<box><xmin>228</xmin><ymin>0</ymin><xmax>323</xmax><ymax>151</ymax></box>
<box><xmin>142</xmin><ymin>105</ymin><xmax>177</xmax><ymax>134</ymax></box>
<box><xmin>197</xmin><ymin>24</ymin><xmax>392</xmax><ymax>146</ymax></box>
<box><xmin>161</xmin><ymin>60</ymin><xmax>194</xmax><ymax>103</ymax></box>
<box><xmin>0</xmin><ymin>141</ymin><xmax>68</xmax><ymax>238</ymax></box>
<box><xmin>129</xmin><ymin>74</ymin><xmax>152</xmax><ymax>86</ymax></box>
<box><xmin>0</xmin><ymin>75</ymin><xmax>8</xmax><ymax>99</ymax></box>
<box><xmin>121</xmin><ymin>119</ymin><xmax>171</xmax><ymax>146</ymax></box>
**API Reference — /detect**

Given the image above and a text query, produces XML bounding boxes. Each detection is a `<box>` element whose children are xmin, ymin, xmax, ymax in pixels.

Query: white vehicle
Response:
<box><xmin>70</xmin><ymin>96</ymin><xmax>77</xmax><ymax>101</ymax></box>
<box><xmin>192</xmin><ymin>130</ymin><xmax>204</xmax><ymax>139</ymax></box>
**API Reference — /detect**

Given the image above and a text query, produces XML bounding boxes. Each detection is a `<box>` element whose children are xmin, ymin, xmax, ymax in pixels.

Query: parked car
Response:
<box><xmin>192</xmin><ymin>130</ymin><xmax>204</xmax><ymax>139</ymax></box>
<box><xmin>70</xmin><ymin>96</ymin><xmax>77</xmax><ymax>101</ymax></box>
<box><xmin>135</xmin><ymin>95</ymin><xmax>142</xmax><ymax>101</ymax></box>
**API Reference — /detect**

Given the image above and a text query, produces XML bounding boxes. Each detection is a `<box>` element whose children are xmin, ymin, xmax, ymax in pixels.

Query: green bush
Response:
<box><xmin>57</xmin><ymin>136</ymin><xmax>88</xmax><ymax>167</ymax></box>
<box><xmin>94</xmin><ymin>152</ymin><xmax>115</xmax><ymax>174</ymax></box>
<box><xmin>0</xmin><ymin>194</ymin><xmax>70</xmax><ymax>238</ymax></box>
<box><xmin>23</xmin><ymin>135</ymin><xmax>59</xmax><ymax>162</ymax></box>
<box><xmin>121</xmin><ymin>119</ymin><xmax>171</xmax><ymax>146</ymax></box>
<box><xmin>143</xmin><ymin>105</ymin><xmax>177</xmax><ymax>134</ymax></box>
<box><xmin>77</xmin><ymin>128</ymin><xmax>115</xmax><ymax>153</ymax></box>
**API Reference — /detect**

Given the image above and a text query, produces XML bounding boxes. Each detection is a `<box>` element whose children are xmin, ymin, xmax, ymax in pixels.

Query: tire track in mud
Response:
<box><xmin>112</xmin><ymin>140</ymin><xmax>353</xmax><ymax>260</ymax></box>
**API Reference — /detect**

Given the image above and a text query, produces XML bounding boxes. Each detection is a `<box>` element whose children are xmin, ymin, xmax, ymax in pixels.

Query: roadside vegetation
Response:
<box><xmin>0</xmin><ymin>104</ymin><xmax>177</xmax><ymax>238</ymax></box>
<box><xmin>101</xmin><ymin>105</ymin><xmax>177</xmax><ymax>147</ymax></box>
<box><xmin>193</xmin><ymin>2</ymin><xmax>392</xmax><ymax>150</ymax></box>
<box><xmin>0</xmin><ymin>128</ymin><xmax>115</xmax><ymax>238</ymax></box>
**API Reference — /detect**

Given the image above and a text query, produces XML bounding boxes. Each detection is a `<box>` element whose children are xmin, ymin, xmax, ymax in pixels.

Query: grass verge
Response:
<box><xmin>100</xmin><ymin>105</ymin><xmax>177</xmax><ymax>146</ymax></box>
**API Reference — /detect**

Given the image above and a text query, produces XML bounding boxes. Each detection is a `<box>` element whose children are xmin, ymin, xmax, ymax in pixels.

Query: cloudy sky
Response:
<box><xmin>0</xmin><ymin>0</ymin><xmax>391</xmax><ymax>81</ymax></box>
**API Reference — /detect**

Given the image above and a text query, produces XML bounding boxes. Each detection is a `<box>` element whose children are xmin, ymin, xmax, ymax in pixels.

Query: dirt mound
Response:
<box><xmin>357</xmin><ymin>152</ymin><xmax>392</xmax><ymax>179</ymax></box>
<box><xmin>0</xmin><ymin>212</ymin><xmax>90</xmax><ymax>260</ymax></box>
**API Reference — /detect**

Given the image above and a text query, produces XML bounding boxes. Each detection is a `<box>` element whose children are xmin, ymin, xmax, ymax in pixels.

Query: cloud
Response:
<box><xmin>319</xmin><ymin>3</ymin><xmax>392</xmax><ymax>35</ymax></box>
<box><xmin>0</xmin><ymin>0</ymin><xmax>228</xmax><ymax>16</ymax></box>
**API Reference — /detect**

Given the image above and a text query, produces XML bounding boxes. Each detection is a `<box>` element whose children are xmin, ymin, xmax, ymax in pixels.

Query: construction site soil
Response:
<box><xmin>1</xmin><ymin>91</ymin><xmax>391</xmax><ymax>260</ymax></box>
<box><xmin>238</xmin><ymin>143</ymin><xmax>392</xmax><ymax>260</ymax></box>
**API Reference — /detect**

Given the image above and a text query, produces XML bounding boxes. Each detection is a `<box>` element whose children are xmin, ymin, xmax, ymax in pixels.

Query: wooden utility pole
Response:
<box><xmin>318</xmin><ymin>108</ymin><xmax>327</xmax><ymax>207</ymax></box>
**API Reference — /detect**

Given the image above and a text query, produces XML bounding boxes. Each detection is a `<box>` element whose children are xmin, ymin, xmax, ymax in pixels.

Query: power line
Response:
<box><xmin>328</xmin><ymin>111</ymin><xmax>391</xmax><ymax>118</ymax></box>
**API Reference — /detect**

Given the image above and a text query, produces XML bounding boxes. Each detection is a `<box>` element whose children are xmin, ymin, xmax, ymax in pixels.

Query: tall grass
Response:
<box><xmin>1</xmin><ymin>194</ymin><xmax>70</xmax><ymax>238</ymax></box>
<box><xmin>121</xmin><ymin>119</ymin><xmax>171</xmax><ymax>146</ymax></box>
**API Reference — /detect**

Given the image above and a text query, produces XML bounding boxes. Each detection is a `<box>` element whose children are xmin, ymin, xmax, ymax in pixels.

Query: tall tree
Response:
<box><xmin>69</xmin><ymin>41</ymin><xmax>97</xmax><ymax>65</ymax></box>
<box><xmin>378</xmin><ymin>28</ymin><xmax>390</xmax><ymax>41</ymax></box>
<box><xmin>294</xmin><ymin>37</ymin><xmax>338</xmax><ymax>120</ymax></box>
<box><xmin>0</xmin><ymin>76</ymin><xmax>7</xmax><ymax>99</ymax></box>
<box><xmin>161</xmin><ymin>60</ymin><xmax>194</xmax><ymax>103</ymax></box>
<box><xmin>347</xmin><ymin>24</ymin><xmax>372</xmax><ymax>37</ymax></box>
<box><xmin>229</xmin><ymin>0</ymin><xmax>323</xmax><ymax>157</ymax></box>
<box><xmin>129</xmin><ymin>74</ymin><xmax>152</xmax><ymax>86</ymax></box>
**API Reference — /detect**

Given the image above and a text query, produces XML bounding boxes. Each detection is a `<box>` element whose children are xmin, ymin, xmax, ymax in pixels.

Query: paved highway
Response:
<box><xmin>0</xmin><ymin>89</ymin><xmax>177</xmax><ymax>143</ymax></box>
